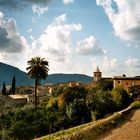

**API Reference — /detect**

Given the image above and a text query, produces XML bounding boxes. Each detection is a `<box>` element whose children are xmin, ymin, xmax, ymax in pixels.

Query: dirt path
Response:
<box><xmin>96</xmin><ymin>109</ymin><xmax>140</xmax><ymax>140</ymax></box>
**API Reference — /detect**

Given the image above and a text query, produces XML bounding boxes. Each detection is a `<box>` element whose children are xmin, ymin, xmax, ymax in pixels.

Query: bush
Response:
<box><xmin>128</xmin><ymin>85</ymin><xmax>140</xmax><ymax>100</ymax></box>
<box><xmin>8</xmin><ymin>121</ymin><xmax>34</xmax><ymax>140</ymax></box>
<box><xmin>61</xmin><ymin>86</ymin><xmax>87</xmax><ymax>105</ymax></box>
<box><xmin>87</xmin><ymin>90</ymin><xmax>116</xmax><ymax>119</ymax></box>
<box><xmin>112</xmin><ymin>87</ymin><xmax>131</xmax><ymax>110</ymax></box>
<box><xmin>67</xmin><ymin>99</ymin><xmax>91</xmax><ymax>125</ymax></box>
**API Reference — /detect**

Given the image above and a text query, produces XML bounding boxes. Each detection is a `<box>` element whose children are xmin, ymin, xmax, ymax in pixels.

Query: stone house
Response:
<box><xmin>113</xmin><ymin>76</ymin><xmax>140</xmax><ymax>91</ymax></box>
<box><xmin>8</xmin><ymin>95</ymin><xmax>27</xmax><ymax>106</ymax></box>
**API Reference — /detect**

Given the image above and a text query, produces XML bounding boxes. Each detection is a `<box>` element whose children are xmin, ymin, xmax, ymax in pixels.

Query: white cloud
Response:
<box><xmin>76</xmin><ymin>36</ymin><xmax>105</xmax><ymax>55</ymax></box>
<box><xmin>27</xmin><ymin>28</ymin><xmax>32</xmax><ymax>33</ymax></box>
<box><xmin>91</xmin><ymin>56</ymin><xmax>140</xmax><ymax>77</ymax></box>
<box><xmin>96</xmin><ymin>0</ymin><xmax>140</xmax><ymax>45</ymax></box>
<box><xmin>126</xmin><ymin>57</ymin><xmax>140</xmax><ymax>69</ymax></box>
<box><xmin>0</xmin><ymin>11</ymin><xmax>30</xmax><ymax>71</ymax></box>
<box><xmin>126</xmin><ymin>57</ymin><xmax>140</xmax><ymax>76</ymax></box>
<box><xmin>53</xmin><ymin>14</ymin><xmax>66</xmax><ymax>25</ymax></box>
<box><xmin>126</xmin><ymin>57</ymin><xmax>140</xmax><ymax>67</ymax></box>
<box><xmin>91</xmin><ymin>56</ymin><xmax>126</xmax><ymax>77</ymax></box>
<box><xmin>63</xmin><ymin>0</ymin><xmax>74</xmax><ymax>5</ymax></box>
<box><xmin>31</xmin><ymin>14</ymin><xmax>82</xmax><ymax>73</ymax></box>
<box><xmin>0</xmin><ymin>11</ymin><xmax>27</xmax><ymax>53</ymax></box>
<box><xmin>91</xmin><ymin>57</ymin><xmax>117</xmax><ymax>76</ymax></box>
<box><xmin>32</xmin><ymin>4</ymin><xmax>48</xmax><ymax>16</ymax></box>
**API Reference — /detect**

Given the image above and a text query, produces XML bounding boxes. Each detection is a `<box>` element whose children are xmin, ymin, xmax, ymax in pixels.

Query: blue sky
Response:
<box><xmin>0</xmin><ymin>0</ymin><xmax>140</xmax><ymax>77</ymax></box>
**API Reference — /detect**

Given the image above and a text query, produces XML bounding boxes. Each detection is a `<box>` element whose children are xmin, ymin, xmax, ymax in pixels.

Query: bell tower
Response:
<box><xmin>94</xmin><ymin>66</ymin><xmax>102</xmax><ymax>81</ymax></box>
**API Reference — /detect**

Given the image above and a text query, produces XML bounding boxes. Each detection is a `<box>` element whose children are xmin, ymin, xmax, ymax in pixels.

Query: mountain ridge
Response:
<box><xmin>0</xmin><ymin>62</ymin><xmax>93</xmax><ymax>86</ymax></box>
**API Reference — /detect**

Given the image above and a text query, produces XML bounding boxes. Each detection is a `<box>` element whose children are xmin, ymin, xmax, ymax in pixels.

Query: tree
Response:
<box><xmin>11</xmin><ymin>75</ymin><xmax>16</xmax><ymax>94</ymax></box>
<box><xmin>128</xmin><ymin>85</ymin><xmax>140</xmax><ymax>100</ymax></box>
<box><xmin>2</xmin><ymin>82</ymin><xmax>6</xmax><ymax>95</ymax></box>
<box><xmin>112</xmin><ymin>87</ymin><xmax>131</xmax><ymax>110</ymax></box>
<box><xmin>97</xmin><ymin>79</ymin><xmax>113</xmax><ymax>91</ymax></box>
<box><xmin>87</xmin><ymin>90</ymin><xmax>116</xmax><ymax>119</ymax></box>
<box><xmin>67</xmin><ymin>99</ymin><xmax>91</xmax><ymax>125</ymax></box>
<box><xmin>26</xmin><ymin>57</ymin><xmax>49</xmax><ymax>110</ymax></box>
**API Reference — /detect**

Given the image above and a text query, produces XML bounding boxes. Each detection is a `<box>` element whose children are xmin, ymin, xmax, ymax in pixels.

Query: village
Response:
<box><xmin>1</xmin><ymin>66</ymin><xmax>140</xmax><ymax>111</ymax></box>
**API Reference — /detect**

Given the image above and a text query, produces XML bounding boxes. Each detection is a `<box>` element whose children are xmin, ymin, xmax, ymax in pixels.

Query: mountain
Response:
<box><xmin>0</xmin><ymin>62</ymin><xmax>34</xmax><ymax>86</ymax></box>
<box><xmin>44</xmin><ymin>73</ymin><xmax>93</xmax><ymax>84</ymax></box>
<box><xmin>0</xmin><ymin>62</ymin><xmax>93</xmax><ymax>86</ymax></box>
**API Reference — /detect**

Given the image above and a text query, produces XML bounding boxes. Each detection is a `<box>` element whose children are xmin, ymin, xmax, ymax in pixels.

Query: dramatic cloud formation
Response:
<box><xmin>96</xmin><ymin>0</ymin><xmax>140</xmax><ymax>44</ymax></box>
<box><xmin>0</xmin><ymin>0</ymin><xmax>139</xmax><ymax>76</ymax></box>
<box><xmin>63</xmin><ymin>0</ymin><xmax>74</xmax><ymax>5</ymax></box>
<box><xmin>0</xmin><ymin>11</ymin><xmax>27</xmax><ymax>52</ymax></box>
<box><xmin>30</xmin><ymin>14</ymin><xmax>82</xmax><ymax>73</ymax></box>
<box><xmin>76</xmin><ymin>36</ymin><xmax>105</xmax><ymax>55</ymax></box>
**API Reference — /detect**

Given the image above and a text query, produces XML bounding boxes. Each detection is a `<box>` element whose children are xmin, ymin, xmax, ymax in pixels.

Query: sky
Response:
<box><xmin>0</xmin><ymin>0</ymin><xmax>140</xmax><ymax>77</ymax></box>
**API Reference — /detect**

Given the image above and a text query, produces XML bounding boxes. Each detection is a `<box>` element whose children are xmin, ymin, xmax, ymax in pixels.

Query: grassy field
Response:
<box><xmin>35</xmin><ymin>101</ymin><xmax>140</xmax><ymax>140</ymax></box>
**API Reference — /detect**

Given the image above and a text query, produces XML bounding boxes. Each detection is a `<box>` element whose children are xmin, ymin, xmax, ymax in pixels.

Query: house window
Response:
<box><xmin>118</xmin><ymin>81</ymin><xmax>120</xmax><ymax>84</ymax></box>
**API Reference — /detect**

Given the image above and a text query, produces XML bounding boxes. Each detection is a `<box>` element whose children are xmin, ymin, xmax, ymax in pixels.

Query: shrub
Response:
<box><xmin>112</xmin><ymin>87</ymin><xmax>131</xmax><ymax>110</ymax></box>
<box><xmin>87</xmin><ymin>90</ymin><xmax>116</xmax><ymax>119</ymax></box>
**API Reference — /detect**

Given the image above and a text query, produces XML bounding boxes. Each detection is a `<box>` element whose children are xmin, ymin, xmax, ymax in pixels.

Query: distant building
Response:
<box><xmin>113</xmin><ymin>75</ymin><xmax>140</xmax><ymax>91</ymax></box>
<box><xmin>68</xmin><ymin>81</ymin><xmax>79</xmax><ymax>87</ymax></box>
<box><xmin>93</xmin><ymin>66</ymin><xmax>102</xmax><ymax>82</ymax></box>
<box><xmin>8</xmin><ymin>95</ymin><xmax>27</xmax><ymax>106</ymax></box>
<box><xmin>94</xmin><ymin>66</ymin><xmax>102</xmax><ymax>81</ymax></box>
<box><xmin>93</xmin><ymin>66</ymin><xmax>140</xmax><ymax>92</ymax></box>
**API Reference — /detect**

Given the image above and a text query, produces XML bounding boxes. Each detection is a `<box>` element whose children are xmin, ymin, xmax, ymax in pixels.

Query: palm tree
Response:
<box><xmin>26</xmin><ymin>57</ymin><xmax>49</xmax><ymax>110</ymax></box>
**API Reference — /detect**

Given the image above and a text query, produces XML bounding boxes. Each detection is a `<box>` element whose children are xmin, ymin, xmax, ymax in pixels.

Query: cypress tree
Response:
<box><xmin>11</xmin><ymin>75</ymin><xmax>16</xmax><ymax>94</ymax></box>
<box><xmin>2</xmin><ymin>82</ymin><xmax>6</xmax><ymax>95</ymax></box>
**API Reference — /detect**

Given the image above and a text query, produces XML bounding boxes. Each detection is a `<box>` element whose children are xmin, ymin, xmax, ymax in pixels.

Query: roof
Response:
<box><xmin>102</xmin><ymin>78</ymin><xmax>113</xmax><ymax>80</ymax></box>
<box><xmin>9</xmin><ymin>95</ymin><xmax>27</xmax><ymax>99</ymax></box>
<box><xmin>113</xmin><ymin>76</ymin><xmax>140</xmax><ymax>80</ymax></box>
<box><xmin>95</xmin><ymin>66</ymin><xmax>100</xmax><ymax>72</ymax></box>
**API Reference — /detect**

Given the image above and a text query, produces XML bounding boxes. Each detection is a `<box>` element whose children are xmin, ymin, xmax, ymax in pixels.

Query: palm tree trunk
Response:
<box><xmin>34</xmin><ymin>78</ymin><xmax>38</xmax><ymax>110</ymax></box>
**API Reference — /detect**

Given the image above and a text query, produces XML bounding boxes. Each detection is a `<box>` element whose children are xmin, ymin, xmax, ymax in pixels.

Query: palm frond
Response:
<box><xmin>26</xmin><ymin>56</ymin><xmax>49</xmax><ymax>80</ymax></box>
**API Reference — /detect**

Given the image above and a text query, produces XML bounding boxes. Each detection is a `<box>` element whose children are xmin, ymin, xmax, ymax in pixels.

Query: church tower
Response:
<box><xmin>94</xmin><ymin>66</ymin><xmax>102</xmax><ymax>81</ymax></box>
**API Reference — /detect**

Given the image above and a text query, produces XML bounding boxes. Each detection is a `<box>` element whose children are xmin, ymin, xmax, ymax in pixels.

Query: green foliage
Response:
<box><xmin>0</xmin><ymin>113</ymin><xmax>11</xmax><ymax>130</ymax></box>
<box><xmin>26</xmin><ymin>57</ymin><xmax>49</xmax><ymax>110</ymax></box>
<box><xmin>8</xmin><ymin>120</ymin><xmax>34</xmax><ymax>140</ymax></box>
<box><xmin>46</xmin><ymin>97</ymin><xmax>59</xmax><ymax>112</ymax></box>
<box><xmin>61</xmin><ymin>86</ymin><xmax>87</xmax><ymax>105</ymax></box>
<box><xmin>1</xmin><ymin>82</ymin><xmax>6</xmax><ymax>95</ymax></box>
<box><xmin>130</xmin><ymin>101</ymin><xmax>140</xmax><ymax>108</ymax></box>
<box><xmin>128</xmin><ymin>85</ymin><xmax>140</xmax><ymax>99</ymax></box>
<box><xmin>0</xmin><ymin>107</ymin><xmax>71</xmax><ymax>139</ymax></box>
<box><xmin>67</xmin><ymin>99</ymin><xmax>91</xmax><ymax>125</ymax></box>
<box><xmin>96</xmin><ymin>79</ymin><xmax>113</xmax><ymax>91</ymax></box>
<box><xmin>26</xmin><ymin>57</ymin><xmax>49</xmax><ymax>80</ymax></box>
<box><xmin>0</xmin><ymin>83</ymin><xmax>133</xmax><ymax>139</ymax></box>
<box><xmin>11</xmin><ymin>75</ymin><xmax>16</xmax><ymax>94</ymax></box>
<box><xmin>112</xmin><ymin>87</ymin><xmax>131</xmax><ymax>110</ymax></box>
<box><xmin>87</xmin><ymin>89</ymin><xmax>116</xmax><ymax>119</ymax></box>
<box><xmin>52</xmin><ymin>85</ymin><xmax>69</xmax><ymax>97</ymax></box>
